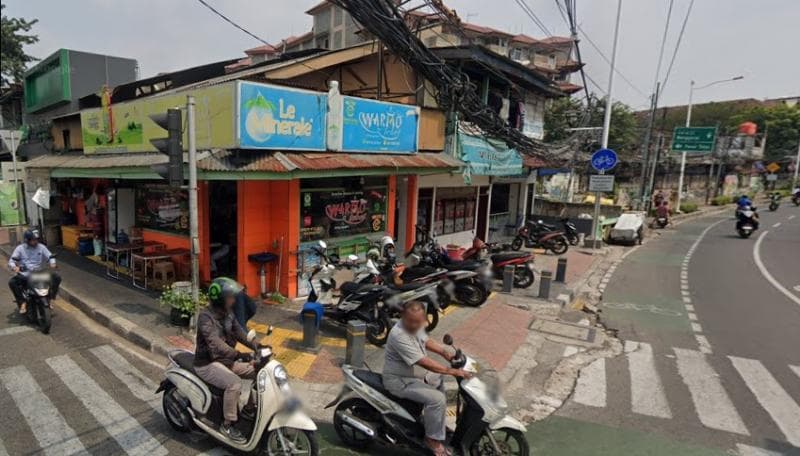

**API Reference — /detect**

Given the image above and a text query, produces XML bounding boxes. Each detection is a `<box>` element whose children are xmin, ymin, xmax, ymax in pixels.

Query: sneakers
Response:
<box><xmin>220</xmin><ymin>422</ymin><xmax>246</xmax><ymax>443</ymax></box>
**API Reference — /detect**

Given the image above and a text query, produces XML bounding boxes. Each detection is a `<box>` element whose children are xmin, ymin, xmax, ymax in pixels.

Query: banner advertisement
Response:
<box><xmin>337</xmin><ymin>96</ymin><xmax>420</xmax><ymax>153</ymax></box>
<box><xmin>135</xmin><ymin>185</ymin><xmax>189</xmax><ymax>235</ymax></box>
<box><xmin>0</xmin><ymin>182</ymin><xmax>22</xmax><ymax>226</ymax></box>
<box><xmin>300</xmin><ymin>188</ymin><xmax>387</xmax><ymax>242</ymax></box>
<box><xmin>458</xmin><ymin>132</ymin><xmax>523</xmax><ymax>176</ymax></box>
<box><xmin>238</xmin><ymin>81</ymin><xmax>327</xmax><ymax>150</ymax></box>
<box><xmin>81</xmin><ymin>83</ymin><xmax>237</xmax><ymax>154</ymax></box>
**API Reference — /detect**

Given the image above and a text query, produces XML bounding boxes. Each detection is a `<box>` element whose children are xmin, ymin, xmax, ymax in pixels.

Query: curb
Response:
<box><xmin>0</xmin><ymin>248</ymin><xmax>173</xmax><ymax>358</ymax></box>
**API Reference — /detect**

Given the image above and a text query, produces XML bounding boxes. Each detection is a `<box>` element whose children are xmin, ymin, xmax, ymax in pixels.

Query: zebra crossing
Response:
<box><xmin>566</xmin><ymin>340</ymin><xmax>800</xmax><ymax>450</ymax></box>
<box><xmin>0</xmin><ymin>343</ymin><xmax>226</xmax><ymax>456</ymax></box>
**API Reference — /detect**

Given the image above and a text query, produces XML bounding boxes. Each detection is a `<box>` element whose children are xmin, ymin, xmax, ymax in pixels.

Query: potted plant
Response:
<box><xmin>159</xmin><ymin>282</ymin><xmax>207</xmax><ymax>327</ymax></box>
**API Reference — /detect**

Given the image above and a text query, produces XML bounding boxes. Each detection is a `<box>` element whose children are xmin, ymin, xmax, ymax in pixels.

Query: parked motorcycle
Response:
<box><xmin>793</xmin><ymin>192</ymin><xmax>800</xmax><ymax>206</ymax></box>
<box><xmin>157</xmin><ymin>329</ymin><xmax>318</xmax><ymax>455</ymax></box>
<box><xmin>768</xmin><ymin>193</ymin><xmax>780</xmax><ymax>211</ymax></box>
<box><xmin>560</xmin><ymin>218</ymin><xmax>580</xmax><ymax>246</ymax></box>
<box><xmin>326</xmin><ymin>333</ymin><xmax>528</xmax><ymax>455</ymax></box>
<box><xmin>11</xmin><ymin>257</ymin><xmax>55</xmax><ymax>334</ymax></box>
<box><xmin>462</xmin><ymin>239</ymin><xmax>536</xmax><ymax>289</ymax></box>
<box><xmin>511</xmin><ymin>220</ymin><xmax>569</xmax><ymax>255</ymax></box>
<box><xmin>735</xmin><ymin>206</ymin><xmax>759</xmax><ymax>238</ymax></box>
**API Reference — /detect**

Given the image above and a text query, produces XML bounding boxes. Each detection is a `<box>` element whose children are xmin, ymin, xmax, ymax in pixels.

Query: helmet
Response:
<box><xmin>208</xmin><ymin>277</ymin><xmax>243</xmax><ymax>307</ymax></box>
<box><xmin>366</xmin><ymin>248</ymin><xmax>381</xmax><ymax>261</ymax></box>
<box><xmin>380</xmin><ymin>235</ymin><xmax>395</xmax><ymax>258</ymax></box>
<box><xmin>24</xmin><ymin>229</ymin><xmax>40</xmax><ymax>243</ymax></box>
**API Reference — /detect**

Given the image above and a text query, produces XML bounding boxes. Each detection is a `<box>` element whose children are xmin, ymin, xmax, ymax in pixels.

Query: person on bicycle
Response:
<box><xmin>7</xmin><ymin>229</ymin><xmax>60</xmax><ymax>315</ymax></box>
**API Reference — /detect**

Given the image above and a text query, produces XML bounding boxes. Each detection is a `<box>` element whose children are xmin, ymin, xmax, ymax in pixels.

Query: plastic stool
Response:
<box><xmin>153</xmin><ymin>261</ymin><xmax>176</xmax><ymax>289</ymax></box>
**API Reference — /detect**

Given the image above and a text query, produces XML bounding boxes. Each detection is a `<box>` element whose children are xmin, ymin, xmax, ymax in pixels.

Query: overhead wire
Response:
<box><xmin>659</xmin><ymin>0</ymin><xmax>695</xmax><ymax>94</ymax></box>
<box><xmin>513</xmin><ymin>0</ymin><xmax>553</xmax><ymax>36</ymax></box>
<box><xmin>195</xmin><ymin>0</ymin><xmax>271</xmax><ymax>46</ymax></box>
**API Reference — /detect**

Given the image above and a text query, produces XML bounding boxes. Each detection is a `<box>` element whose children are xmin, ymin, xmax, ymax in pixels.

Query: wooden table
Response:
<box><xmin>131</xmin><ymin>247</ymin><xmax>189</xmax><ymax>289</ymax></box>
<box><xmin>106</xmin><ymin>241</ymin><xmax>166</xmax><ymax>280</ymax></box>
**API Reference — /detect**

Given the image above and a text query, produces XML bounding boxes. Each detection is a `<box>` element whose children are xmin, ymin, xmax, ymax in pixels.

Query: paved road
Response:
<box><xmin>546</xmin><ymin>207</ymin><xmax>800</xmax><ymax>456</ymax></box>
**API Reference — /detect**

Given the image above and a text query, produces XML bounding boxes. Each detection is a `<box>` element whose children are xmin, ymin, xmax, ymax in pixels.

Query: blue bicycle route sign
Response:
<box><xmin>591</xmin><ymin>148</ymin><xmax>618</xmax><ymax>172</ymax></box>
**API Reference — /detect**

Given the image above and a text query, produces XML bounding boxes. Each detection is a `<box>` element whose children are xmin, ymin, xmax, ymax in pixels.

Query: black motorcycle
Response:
<box><xmin>560</xmin><ymin>218</ymin><xmax>580</xmax><ymax>246</ymax></box>
<box><xmin>11</xmin><ymin>260</ymin><xmax>55</xmax><ymax>334</ymax></box>
<box><xmin>735</xmin><ymin>206</ymin><xmax>759</xmax><ymax>238</ymax></box>
<box><xmin>768</xmin><ymin>193</ymin><xmax>780</xmax><ymax>211</ymax></box>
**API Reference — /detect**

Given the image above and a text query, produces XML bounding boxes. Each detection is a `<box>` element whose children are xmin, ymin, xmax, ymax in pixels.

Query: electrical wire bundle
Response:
<box><xmin>330</xmin><ymin>0</ymin><xmax>585</xmax><ymax>161</ymax></box>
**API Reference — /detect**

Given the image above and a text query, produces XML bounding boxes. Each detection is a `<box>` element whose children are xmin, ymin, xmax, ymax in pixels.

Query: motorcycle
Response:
<box><xmin>793</xmin><ymin>192</ymin><xmax>800</xmax><ymax>206</ymax></box>
<box><xmin>511</xmin><ymin>220</ymin><xmax>569</xmax><ymax>255</ymax></box>
<box><xmin>157</xmin><ymin>329</ymin><xmax>318</xmax><ymax>455</ymax></box>
<box><xmin>326</xmin><ymin>333</ymin><xmax>528</xmax><ymax>455</ymax></box>
<box><xmin>462</xmin><ymin>239</ymin><xmax>536</xmax><ymax>289</ymax></box>
<box><xmin>768</xmin><ymin>193</ymin><xmax>780</xmax><ymax>211</ymax></box>
<box><xmin>305</xmin><ymin>241</ymin><xmax>393</xmax><ymax>346</ymax></box>
<box><xmin>11</xmin><ymin>257</ymin><xmax>55</xmax><ymax>334</ymax></box>
<box><xmin>560</xmin><ymin>218</ymin><xmax>580</xmax><ymax>246</ymax></box>
<box><xmin>735</xmin><ymin>206</ymin><xmax>759</xmax><ymax>238</ymax></box>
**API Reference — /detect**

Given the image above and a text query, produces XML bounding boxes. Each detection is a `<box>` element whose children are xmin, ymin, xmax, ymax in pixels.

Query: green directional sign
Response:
<box><xmin>671</xmin><ymin>127</ymin><xmax>717</xmax><ymax>153</ymax></box>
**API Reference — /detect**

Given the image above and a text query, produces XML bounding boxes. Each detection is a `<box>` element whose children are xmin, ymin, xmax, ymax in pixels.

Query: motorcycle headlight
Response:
<box><xmin>274</xmin><ymin>364</ymin><xmax>289</xmax><ymax>386</ymax></box>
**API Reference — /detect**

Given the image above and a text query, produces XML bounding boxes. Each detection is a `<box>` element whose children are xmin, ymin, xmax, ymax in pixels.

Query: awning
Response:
<box><xmin>25</xmin><ymin>149</ymin><xmax>463</xmax><ymax>179</ymax></box>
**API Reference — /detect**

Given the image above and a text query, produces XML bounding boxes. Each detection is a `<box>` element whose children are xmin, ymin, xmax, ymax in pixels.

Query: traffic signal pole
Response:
<box><xmin>187</xmin><ymin>96</ymin><xmax>200</xmax><ymax>329</ymax></box>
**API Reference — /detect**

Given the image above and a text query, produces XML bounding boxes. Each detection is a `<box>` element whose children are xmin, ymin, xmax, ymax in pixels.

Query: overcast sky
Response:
<box><xmin>5</xmin><ymin>0</ymin><xmax>799</xmax><ymax>109</ymax></box>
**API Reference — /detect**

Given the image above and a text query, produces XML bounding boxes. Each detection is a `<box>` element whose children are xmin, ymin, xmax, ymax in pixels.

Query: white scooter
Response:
<box><xmin>157</xmin><ymin>329</ymin><xmax>318</xmax><ymax>455</ymax></box>
<box><xmin>326</xmin><ymin>334</ymin><xmax>529</xmax><ymax>455</ymax></box>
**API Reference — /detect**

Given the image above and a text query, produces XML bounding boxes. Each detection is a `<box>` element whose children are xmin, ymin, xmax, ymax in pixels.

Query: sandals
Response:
<box><xmin>18</xmin><ymin>303</ymin><xmax>27</xmax><ymax>315</ymax></box>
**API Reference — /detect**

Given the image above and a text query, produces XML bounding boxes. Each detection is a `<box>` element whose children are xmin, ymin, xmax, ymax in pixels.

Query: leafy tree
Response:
<box><xmin>729</xmin><ymin>104</ymin><xmax>800</xmax><ymax>160</ymax></box>
<box><xmin>544</xmin><ymin>95</ymin><xmax>639</xmax><ymax>157</ymax></box>
<box><xmin>1</xmin><ymin>4</ymin><xmax>39</xmax><ymax>85</ymax></box>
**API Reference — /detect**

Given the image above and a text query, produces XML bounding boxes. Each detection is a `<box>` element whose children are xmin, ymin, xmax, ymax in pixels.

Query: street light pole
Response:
<box><xmin>187</xmin><ymin>95</ymin><xmax>200</xmax><ymax>330</ymax></box>
<box><xmin>676</xmin><ymin>76</ymin><xmax>743</xmax><ymax>212</ymax></box>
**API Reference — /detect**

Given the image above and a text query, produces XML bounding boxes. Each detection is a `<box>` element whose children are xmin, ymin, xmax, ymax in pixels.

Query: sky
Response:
<box><xmin>4</xmin><ymin>0</ymin><xmax>799</xmax><ymax>110</ymax></box>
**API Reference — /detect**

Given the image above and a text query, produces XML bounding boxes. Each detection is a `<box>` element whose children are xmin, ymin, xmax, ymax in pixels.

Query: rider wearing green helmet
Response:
<box><xmin>193</xmin><ymin>277</ymin><xmax>254</xmax><ymax>443</ymax></box>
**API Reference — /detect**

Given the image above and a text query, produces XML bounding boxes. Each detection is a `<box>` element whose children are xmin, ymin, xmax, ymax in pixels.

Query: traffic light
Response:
<box><xmin>149</xmin><ymin>108</ymin><xmax>183</xmax><ymax>187</ymax></box>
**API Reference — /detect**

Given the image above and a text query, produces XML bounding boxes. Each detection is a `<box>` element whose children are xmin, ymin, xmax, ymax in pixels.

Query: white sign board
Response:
<box><xmin>765</xmin><ymin>173</ymin><xmax>778</xmax><ymax>181</ymax></box>
<box><xmin>589</xmin><ymin>174</ymin><xmax>615</xmax><ymax>192</ymax></box>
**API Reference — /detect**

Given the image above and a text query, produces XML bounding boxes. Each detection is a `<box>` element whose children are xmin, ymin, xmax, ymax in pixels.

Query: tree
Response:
<box><xmin>1</xmin><ymin>4</ymin><xmax>39</xmax><ymax>85</ymax></box>
<box><xmin>729</xmin><ymin>104</ymin><xmax>800</xmax><ymax>161</ymax></box>
<box><xmin>544</xmin><ymin>94</ymin><xmax>639</xmax><ymax>157</ymax></box>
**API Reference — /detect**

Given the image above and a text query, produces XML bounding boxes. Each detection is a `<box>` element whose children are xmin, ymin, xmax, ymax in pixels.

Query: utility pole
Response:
<box><xmin>590</xmin><ymin>0</ymin><xmax>622</xmax><ymax>249</ymax></box>
<box><xmin>8</xmin><ymin>129</ymin><xmax>23</xmax><ymax>228</ymax></box>
<box><xmin>638</xmin><ymin>82</ymin><xmax>660</xmax><ymax>210</ymax></box>
<box><xmin>187</xmin><ymin>96</ymin><xmax>200</xmax><ymax>329</ymax></box>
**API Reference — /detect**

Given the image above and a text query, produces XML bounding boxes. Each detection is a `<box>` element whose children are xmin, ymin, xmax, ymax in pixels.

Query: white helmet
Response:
<box><xmin>380</xmin><ymin>235</ymin><xmax>395</xmax><ymax>258</ymax></box>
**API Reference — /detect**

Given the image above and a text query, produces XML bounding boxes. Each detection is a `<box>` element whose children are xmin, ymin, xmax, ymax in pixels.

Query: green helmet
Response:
<box><xmin>208</xmin><ymin>277</ymin><xmax>243</xmax><ymax>306</ymax></box>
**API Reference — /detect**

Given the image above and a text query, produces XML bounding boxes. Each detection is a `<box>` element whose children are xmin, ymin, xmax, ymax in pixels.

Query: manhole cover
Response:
<box><xmin>529</xmin><ymin>318</ymin><xmax>595</xmax><ymax>343</ymax></box>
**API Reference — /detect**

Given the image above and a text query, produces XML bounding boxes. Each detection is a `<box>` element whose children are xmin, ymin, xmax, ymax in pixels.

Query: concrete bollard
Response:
<box><xmin>301</xmin><ymin>310</ymin><xmax>320</xmax><ymax>352</ymax></box>
<box><xmin>538</xmin><ymin>270</ymin><xmax>552</xmax><ymax>299</ymax></box>
<box><xmin>555</xmin><ymin>258</ymin><xmax>568</xmax><ymax>283</ymax></box>
<box><xmin>502</xmin><ymin>265</ymin><xmax>515</xmax><ymax>292</ymax></box>
<box><xmin>345</xmin><ymin>320</ymin><xmax>366</xmax><ymax>367</ymax></box>
<box><xmin>578</xmin><ymin>233</ymin><xmax>585</xmax><ymax>247</ymax></box>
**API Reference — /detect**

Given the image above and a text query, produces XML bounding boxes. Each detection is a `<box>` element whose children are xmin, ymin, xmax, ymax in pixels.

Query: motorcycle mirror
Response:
<box><xmin>267</xmin><ymin>325</ymin><xmax>274</xmax><ymax>336</ymax></box>
<box><xmin>317</xmin><ymin>240</ymin><xmax>327</xmax><ymax>250</ymax></box>
<box><xmin>347</xmin><ymin>254</ymin><xmax>359</xmax><ymax>262</ymax></box>
<box><xmin>246</xmin><ymin>329</ymin><xmax>257</xmax><ymax>343</ymax></box>
<box><xmin>443</xmin><ymin>334</ymin><xmax>454</xmax><ymax>345</ymax></box>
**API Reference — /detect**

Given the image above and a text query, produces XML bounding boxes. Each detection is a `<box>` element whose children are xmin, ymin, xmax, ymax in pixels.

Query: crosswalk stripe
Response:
<box><xmin>790</xmin><ymin>365</ymin><xmax>800</xmax><ymax>380</ymax></box>
<box><xmin>729</xmin><ymin>356</ymin><xmax>800</xmax><ymax>446</ymax></box>
<box><xmin>0</xmin><ymin>365</ymin><xmax>87</xmax><ymax>456</ymax></box>
<box><xmin>736</xmin><ymin>443</ymin><xmax>785</xmax><ymax>456</ymax></box>
<box><xmin>0</xmin><ymin>326</ymin><xmax>33</xmax><ymax>337</ymax></box>
<box><xmin>673</xmin><ymin>348</ymin><xmax>749</xmax><ymax>435</ymax></box>
<box><xmin>46</xmin><ymin>355</ymin><xmax>168</xmax><ymax>456</ymax></box>
<box><xmin>573</xmin><ymin>358</ymin><xmax>606</xmax><ymax>407</ymax></box>
<box><xmin>89</xmin><ymin>345</ymin><xmax>161</xmax><ymax>414</ymax></box>
<box><xmin>626</xmin><ymin>341</ymin><xmax>672</xmax><ymax>419</ymax></box>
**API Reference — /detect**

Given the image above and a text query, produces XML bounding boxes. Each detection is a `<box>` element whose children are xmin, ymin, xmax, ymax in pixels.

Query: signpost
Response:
<box><xmin>673</xmin><ymin>126</ymin><xmax>718</xmax><ymax>213</ymax></box>
<box><xmin>590</xmin><ymin>148</ymin><xmax>618</xmax><ymax>248</ymax></box>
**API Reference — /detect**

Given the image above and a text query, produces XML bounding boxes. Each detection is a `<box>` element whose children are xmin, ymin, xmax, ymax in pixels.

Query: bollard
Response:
<box><xmin>502</xmin><ymin>265</ymin><xmax>515</xmax><ymax>292</ymax></box>
<box><xmin>346</xmin><ymin>320</ymin><xmax>366</xmax><ymax>367</ymax></box>
<box><xmin>578</xmin><ymin>232</ymin><xmax>585</xmax><ymax>248</ymax></box>
<box><xmin>538</xmin><ymin>270</ymin><xmax>552</xmax><ymax>299</ymax></box>
<box><xmin>301</xmin><ymin>310</ymin><xmax>320</xmax><ymax>352</ymax></box>
<box><xmin>555</xmin><ymin>258</ymin><xmax>568</xmax><ymax>283</ymax></box>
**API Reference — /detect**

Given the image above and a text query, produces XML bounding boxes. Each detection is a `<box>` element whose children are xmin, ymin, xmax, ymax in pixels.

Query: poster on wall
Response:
<box><xmin>0</xmin><ymin>182</ymin><xmax>22</xmax><ymax>226</ymax></box>
<box><xmin>238</xmin><ymin>81</ymin><xmax>327</xmax><ymax>150</ymax></box>
<box><xmin>300</xmin><ymin>188</ymin><xmax>387</xmax><ymax>242</ymax></box>
<box><xmin>135</xmin><ymin>186</ymin><xmax>189</xmax><ymax>235</ymax></box>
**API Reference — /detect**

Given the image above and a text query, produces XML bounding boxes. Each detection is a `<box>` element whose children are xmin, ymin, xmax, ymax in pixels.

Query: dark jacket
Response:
<box><xmin>194</xmin><ymin>308</ymin><xmax>249</xmax><ymax>368</ymax></box>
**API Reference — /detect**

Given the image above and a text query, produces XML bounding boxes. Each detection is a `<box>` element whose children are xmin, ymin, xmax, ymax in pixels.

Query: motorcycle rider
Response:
<box><xmin>194</xmin><ymin>277</ymin><xmax>256</xmax><ymax>443</ymax></box>
<box><xmin>736</xmin><ymin>194</ymin><xmax>753</xmax><ymax>210</ymax></box>
<box><xmin>7</xmin><ymin>229</ymin><xmax>61</xmax><ymax>315</ymax></box>
<box><xmin>383</xmin><ymin>301</ymin><xmax>472</xmax><ymax>456</ymax></box>
<box><xmin>654</xmin><ymin>200</ymin><xmax>670</xmax><ymax>227</ymax></box>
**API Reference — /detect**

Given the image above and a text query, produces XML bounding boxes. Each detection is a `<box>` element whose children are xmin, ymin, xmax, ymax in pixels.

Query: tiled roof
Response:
<box><xmin>280</xmin><ymin>31</ymin><xmax>314</xmax><ymax>48</ymax></box>
<box><xmin>512</xmin><ymin>34</ymin><xmax>539</xmax><ymax>44</ymax></box>
<box><xmin>538</xmin><ymin>36</ymin><xmax>574</xmax><ymax>44</ymax></box>
<box><xmin>556</xmin><ymin>82</ymin><xmax>583</xmax><ymax>94</ymax></box>
<box><xmin>225</xmin><ymin>58</ymin><xmax>252</xmax><ymax>72</ymax></box>
<box><xmin>244</xmin><ymin>44</ymin><xmax>279</xmax><ymax>56</ymax></box>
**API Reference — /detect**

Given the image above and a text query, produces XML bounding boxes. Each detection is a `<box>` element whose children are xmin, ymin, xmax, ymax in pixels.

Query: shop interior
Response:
<box><xmin>209</xmin><ymin>181</ymin><xmax>237</xmax><ymax>279</ymax></box>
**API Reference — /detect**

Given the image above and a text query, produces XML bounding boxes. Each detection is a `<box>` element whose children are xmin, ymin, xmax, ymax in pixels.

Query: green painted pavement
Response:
<box><xmin>528</xmin><ymin>416</ymin><xmax>728</xmax><ymax>456</ymax></box>
<box><xmin>601</xmin><ymin>294</ymin><xmax>692</xmax><ymax>332</ymax></box>
<box><xmin>625</xmin><ymin>251</ymin><xmax>686</xmax><ymax>266</ymax></box>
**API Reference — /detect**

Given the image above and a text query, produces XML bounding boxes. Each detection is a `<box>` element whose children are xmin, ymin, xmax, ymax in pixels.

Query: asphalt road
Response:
<box><xmin>551</xmin><ymin>207</ymin><xmax>800</xmax><ymax>456</ymax></box>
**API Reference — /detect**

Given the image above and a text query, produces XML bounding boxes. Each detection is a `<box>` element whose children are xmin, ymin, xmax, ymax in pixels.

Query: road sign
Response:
<box><xmin>671</xmin><ymin>127</ymin><xmax>717</xmax><ymax>152</ymax></box>
<box><xmin>591</xmin><ymin>148</ymin><xmax>618</xmax><ymax>172</ymax></box>
<box><xmin>589</xmin><ymin>174</ymin><xmax>615</xmax><ymax>192</ymax></box>
<box><xmin>766</xmin><ymin>173</ymin><xmax>778</xmax><ymax>182</ymax></box>
<box><xmin>766</xmin><ymin>162</ymin><xmax>780</xmax><ymax>173</ymax></box>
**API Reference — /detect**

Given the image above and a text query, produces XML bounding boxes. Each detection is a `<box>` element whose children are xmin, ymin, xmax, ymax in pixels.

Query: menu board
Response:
<box><xmin>300</xmin><ymin>188</ymin><xmax>387</xmax><ymax>242</ymax></box>
<box><xmin>135</xmin><ymin>185</ymin><xmax>189</xmax><ymax>235</ymax></box>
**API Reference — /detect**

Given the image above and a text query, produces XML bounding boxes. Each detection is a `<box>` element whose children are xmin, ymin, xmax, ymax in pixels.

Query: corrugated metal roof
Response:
<box><xmin>25</xmin><ymin>153</ymin><xmax>167</xmax><ymax>169</ymax></box>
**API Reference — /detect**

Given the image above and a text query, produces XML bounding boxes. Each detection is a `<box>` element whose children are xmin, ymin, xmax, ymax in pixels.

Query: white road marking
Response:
<box><xmin>674</xmin><ymin>348</ymin><xmax>749</xmax><ymax>435</ymax></box>
<box><xmin>0</xmin><ymin>326</ymin><xmax>33</xmax><ymax>337</ymax></box>
<box><xmin>680</xmin><ymin>271</ymin><xmax>688</xmax><ymax>279</ymax></box>
<box><xmin>695</xmin><ymin>335</ymin><xmax>713</xmax><ymax>354</ymax></box>
<box><xmin>753</xmin><ymin>231</ymin><xmax>800</xmax><ymax>307</ymax></box>
<box><xmin>681</xmin><ymin>290</ymin><xmax>691</xmax><ymax>297</ymax></box>
<box><xmin>46</xmin><ymin>355</ymin><xmax>168</xmax><ymax>456</ymax></box>
<box><xmin>687</xmin><ymin>312</ymin><xmax>698</xmax><ymax>321</ymax></box>
<box><xmin>772</xmin><ymin>222</ymin><xmax>781</xmax><ymax>228</ymax></box>
<box><xmin>685</xmin><ymin>304</ymin><xmax>695</xmax><ymax>311</ymax></box>
<box><xmin>691</xmin><ymin>322</ymin><xmax>703</xmax><ymax>332</ymax></box>
<box><xmin>736</xmin><ymin>443</ymin><xmax>785</xmax><ymax>456</ymax></box>
<box><xmin>729</xmin><ymin>356</ymin><xmax>800</xmax><ymax>446</ymax></box>
<box><xmin>793</xmin><ymin>285</ymin><xmax>800</xmax><ymax>293</ymax></box>
<box><xmin>791</xmin><ymin>365</ymin><xmax>800</xmax><ymax>380</ymax></box>
<box><xmin>788</xmin><ymin>215</ymin><xmax>796</xmax><ymax>220</ymax></box>
<box><xmin>683</xmin><ymin>297</ymin><xmax>692</xmax><ymax>303</ymax></box>
<box><xmin>627</xmin><ymin>341</ymin><xmax>672</xmax><ymax>418</ymax></box>
<box><xmin>89</xmin><ymin>345</ymin><xmax>161</xmax><ymax>414</ymax></box>
<box><xmin>573</xmin><ymin>358</ymin><xmax>606</xmax><ymax>407</ymax></box>
<box><xmin>0</xmin><ymin>365</ymin><xmax>87</xmax><ymax>456</ymax></box>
